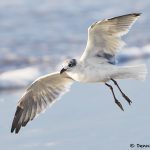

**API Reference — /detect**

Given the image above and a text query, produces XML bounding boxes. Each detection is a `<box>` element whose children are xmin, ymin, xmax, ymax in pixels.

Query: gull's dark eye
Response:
<box><xmin>68</xmin><ymin>63</ymin><xmax>73</xmax><ymax>67</ymax></box>
<box><xmin>68</xmin><ymin>59</ymin><xmax>76</xmax><ymax>68</ymax></box>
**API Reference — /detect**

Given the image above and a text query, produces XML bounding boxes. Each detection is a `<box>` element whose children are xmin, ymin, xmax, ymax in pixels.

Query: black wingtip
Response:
<box><xmin>108</xmin><ymin>13</ymin><xmax>142</xmax><ymax>21</ymax></box>
<box><xmin>15</xmin><ymin>125</ymin><xmax>21</xmax><ymax>134</ymax></box>
<box><xmin>132</xmin><ymin>13</ymin><xmax>142</xmax><ymax>16</ymax></box>
<box><xmin>11</xmin><ymin>106</ymin><xmax>23</xmax><ymax>134</ymax></box>
<box><xmin>11</xmin><ymin>127</ymin><xmax>14</xmax><ymax>133</ymax></box>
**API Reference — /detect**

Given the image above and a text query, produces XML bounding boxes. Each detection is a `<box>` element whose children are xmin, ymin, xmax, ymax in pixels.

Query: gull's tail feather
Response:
<box><xmin>114</xmin><ymin>64</ymin><xmax>147</xmax><ymax>81</ymax></box>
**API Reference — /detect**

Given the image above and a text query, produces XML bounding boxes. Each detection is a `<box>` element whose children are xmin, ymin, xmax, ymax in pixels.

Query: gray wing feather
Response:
<box><xmin>11</xmin><ymin>72</ymin><xmax>73</xmax><ymax>133</ymax></box>
<box><xmin>80</xmin><ymin>13</ymin><xmax>141</xmax><ymax>62</ymax></box>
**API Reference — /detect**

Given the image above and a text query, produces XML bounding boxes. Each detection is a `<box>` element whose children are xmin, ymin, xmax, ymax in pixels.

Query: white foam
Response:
<box><xmin>0</xmin><ymin>67</ymin><xmax>40</xmax><ymax>89</ymax></box>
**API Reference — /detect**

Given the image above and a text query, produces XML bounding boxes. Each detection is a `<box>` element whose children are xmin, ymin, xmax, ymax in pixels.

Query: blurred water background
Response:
<box><xmin>0</xmin><ymin>0</ymin><xmax>150</xmax><ymax>150</ymax></box>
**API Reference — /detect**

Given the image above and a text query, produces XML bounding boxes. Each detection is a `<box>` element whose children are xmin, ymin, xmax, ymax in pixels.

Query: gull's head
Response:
<box><xmin>60</xmin><ymin>59</ymin><xmax>77</xmax><ymax>74</ymax></box>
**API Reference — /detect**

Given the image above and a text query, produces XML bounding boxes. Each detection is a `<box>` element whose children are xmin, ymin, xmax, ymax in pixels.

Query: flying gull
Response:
<box><xmin>11</xmin><ymin>13</ymin><xmax>147</xmax><ymax>133</ymax></box>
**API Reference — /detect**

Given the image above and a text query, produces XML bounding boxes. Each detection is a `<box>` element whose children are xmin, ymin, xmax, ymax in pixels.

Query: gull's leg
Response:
<box><xmin>111</xmin><ymin>78</ymin><xmax>132</xmax><ymax>105</ymax></box>
<box><xmin>105</xmin><ymin>83</ymin><xmax>124</xmax><ymax>111</ymax></box>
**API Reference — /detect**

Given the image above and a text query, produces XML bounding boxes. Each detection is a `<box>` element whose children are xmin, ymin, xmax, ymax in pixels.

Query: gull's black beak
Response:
<box><xmin>60</xmin><ymin>68</ymin><xmax>67</xmax><ymax>74</ymax></box>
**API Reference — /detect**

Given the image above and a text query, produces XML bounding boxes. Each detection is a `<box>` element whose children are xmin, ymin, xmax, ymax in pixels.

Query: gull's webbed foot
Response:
<box><xmin>115</xmin><ymin>99</ymin><xmax>124</xmax><ymax>111</ymax></box>
<box><xmin>105</xmin><ymin>83</ymin><xmax>124</xmax><ymax>111</ymax></box>
<box><xmin>122</xmin><ymin>93</ymin><xmax>132</xmax><ymax>105</ymax></box>
<box><xmin>111</xmin><ymin>78</ymin><xmax>132</xmax><ymax>106</ymax></box>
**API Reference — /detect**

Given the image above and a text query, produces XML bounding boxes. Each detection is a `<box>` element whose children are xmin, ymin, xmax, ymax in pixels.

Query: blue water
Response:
<box><xmin>0</xmin><ymin>0</ymin><xmax>150</xmax><ymax>72</ymax></box>
<box><xmin>0</xmin><ymin>0</ymin><xmax>150</xmax><ymax>149</ymax></box>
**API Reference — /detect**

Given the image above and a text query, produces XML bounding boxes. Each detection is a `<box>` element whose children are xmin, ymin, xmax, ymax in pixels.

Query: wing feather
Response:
<box><xmin>80</xmin><ymin>13</ymin><xmax>141</xmax><ymax>62</ymax></box>
<box><xmin>11</xmin><ymin>72</ymin><xmax>74</xmax><ymax>133</ymax></box>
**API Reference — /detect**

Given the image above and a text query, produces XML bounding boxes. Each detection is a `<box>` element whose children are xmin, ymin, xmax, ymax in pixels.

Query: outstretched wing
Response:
<box><xmin>80</xmin><ymin>13</ymin><xmax>141</xmax><ymax>62</ymax></box>
<box><xmin>11</xmin><ymin>72</ymin><xmax>74</xmax><ymax>133</ymax></box>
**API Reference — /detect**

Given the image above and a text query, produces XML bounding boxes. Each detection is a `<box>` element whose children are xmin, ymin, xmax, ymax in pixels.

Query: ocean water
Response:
<box><xmin>0</xmin><ymin>0</ymin><xmax>150</xmax><ymax>74</ymax></box>
<box><xmin>0</xmin><ymin>0</ymin><xmax>150</xmax><ymax>150</ymax></box>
